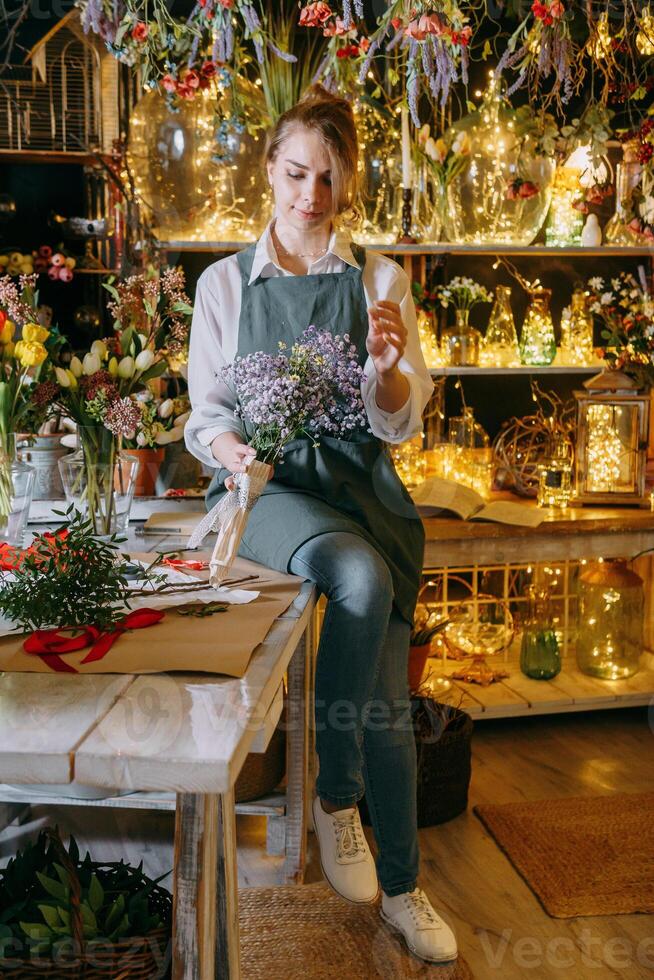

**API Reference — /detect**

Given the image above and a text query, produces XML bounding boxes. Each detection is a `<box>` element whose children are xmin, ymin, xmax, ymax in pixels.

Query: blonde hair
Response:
<box><xmin>264</xmin><ymin>84</ymin><xmax>360</xmax><ymax>226</ymax></box>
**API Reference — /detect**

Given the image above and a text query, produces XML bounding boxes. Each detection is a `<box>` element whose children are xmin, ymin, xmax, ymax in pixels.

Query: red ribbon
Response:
<box><xmin>162</xmin><ymin>556</ymin><xmax>209</xmax><ymax>572</ymax></box>
<box><xmin>23</xmin><ymin>608</ymin><xmax>164</xmax><ymax>673</ymax></box>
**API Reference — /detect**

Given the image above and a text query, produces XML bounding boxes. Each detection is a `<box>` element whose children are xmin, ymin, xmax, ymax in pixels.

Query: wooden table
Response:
<box><xmin>0</xmin><ymin>529</ymin><xmax>317</xmax><ymax>979</ymax></box>
<box><xmin>423</xmin><ymin>502</ymin><xmax>654</xmax><ymax>567</ymax></box>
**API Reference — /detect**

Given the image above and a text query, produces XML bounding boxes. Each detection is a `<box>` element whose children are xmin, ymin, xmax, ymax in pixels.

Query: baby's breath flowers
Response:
<box><xmin>436</xmin><ymin>276</ymin><xmax>493</xmax><ymax>312</ymax></box>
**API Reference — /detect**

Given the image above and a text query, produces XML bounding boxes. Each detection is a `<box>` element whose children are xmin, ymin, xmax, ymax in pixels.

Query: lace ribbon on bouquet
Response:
<box><xmin>187</xmin><ymin>458</ymin><xmax>272</xmax><ymax>587</ymax></box>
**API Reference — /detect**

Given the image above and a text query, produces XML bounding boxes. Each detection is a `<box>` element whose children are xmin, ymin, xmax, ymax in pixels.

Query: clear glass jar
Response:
<box><xmin>353</xmin><ymin>100</ymin><xmax>402</xmax><ymax>245</ymax></box>
<box><xmin>58</xmin><ymin>427</ymin><xmax>139</xmax><ymax>537</ymax></box>
<box><xmin>481</xmin><ymin>285</ymin><xmax>519</xmax><ymax>366</ymax></box>
<box><xmin>441</xmin><ymin>80</ymin><xmax>555</xmax><ymax>245</ymax></box>
<box><xmin>520</xmin><ymin>586</ymin><xmax>561</xmax><ymax>680</ymax></box>
<box><xmin>560</xmin><ymin>288</ymin><xmax>594</xmax><ymax>365</ymax></box>
<box><xmin>537</xmin><ymin>437</ymin><xmax>573</xmax><ymax>509</ymax></box>
<box><xmin>410</xmin><ymin>158</ymin><xmax>442</xmax><ymax>243</ymax></box>
<box><xmin>519</xmin><ymin>288</ymin><xmax>557</xmax><ymax>366</ymax></box>
<box><xmin>0</xmin><ymin>434</ymin><xmax>35</xmax><ymax>548</ymax></box>
<box><xmin>442</xmin><ymin>309</ymin><xmax>481</xmax><ymax>366</ymax></box>
<box><xmin>575</xmin><ymin>559</ymin><xmax>643</xmax><ymax>679</ymax></box>
<box><xmin>545</xmin><ymin>166</ymin><xmax>584</xmax><ymax>246</ymax></box>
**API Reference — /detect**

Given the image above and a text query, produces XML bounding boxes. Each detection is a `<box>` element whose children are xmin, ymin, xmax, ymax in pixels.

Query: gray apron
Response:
<box><xmin>205</xmin><ymin>242</ymin><xmax>425</xmax><ymax>624</ymax></box>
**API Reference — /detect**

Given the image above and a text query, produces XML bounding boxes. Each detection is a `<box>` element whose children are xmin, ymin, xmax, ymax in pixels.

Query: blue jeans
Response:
<box><xmin>288</xmin><ymin>531</ymin><xmax>419</xmax><ymax>897</ymax></box>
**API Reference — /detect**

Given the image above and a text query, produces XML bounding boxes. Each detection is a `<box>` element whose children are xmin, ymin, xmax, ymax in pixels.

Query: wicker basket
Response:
<box><xmin>235</xmin><ymin>707</ymin><xmax>286</xmax><ymax>803</ymax></box>
<box><xmin>359</xmin><ymin>699</ymin><xmax>473</xmax><ymax>828</ymax></box>
<box><xmin>0</xmin><ymin>830</ymin><xmax>171</xmax><ymax>979</ymax></box>
<box><xmin>0</xmin><ymin>927</ymin><xmax>169</xmax><ymax>978</ymax></box>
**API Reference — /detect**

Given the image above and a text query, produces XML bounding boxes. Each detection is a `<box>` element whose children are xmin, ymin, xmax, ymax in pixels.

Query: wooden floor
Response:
<box><xmin>1</xmin><ymin>706</ymin><xmax>653</xmax><ymax>979</ymax></box>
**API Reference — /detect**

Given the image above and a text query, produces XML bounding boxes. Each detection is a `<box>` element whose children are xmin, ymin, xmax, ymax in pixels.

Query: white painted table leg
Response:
<box><xmin>173</xmin><ymin>790</ymin><xmax>240</xmax><ymax>979</ymax></box>
<box><xmin>281</xmin><ymin>620</ymin><xmax>313</xmax><ymax>884</ymax></box>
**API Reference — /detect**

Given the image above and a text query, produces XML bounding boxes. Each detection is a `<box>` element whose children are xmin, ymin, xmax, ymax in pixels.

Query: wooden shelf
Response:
<box><xmin>430</xmin><ymin>364</ymin><xmax>603</xmax><ymax>376</ymax></box>
<box><xmin>422</xmin><ymin>649</ymin><xmax>654</xmax><ymax>720</ymax></box>
<box><xmin>157</xmin><ymin>240</ymin><xmax>654</xmax><ymax>258</ymax></box>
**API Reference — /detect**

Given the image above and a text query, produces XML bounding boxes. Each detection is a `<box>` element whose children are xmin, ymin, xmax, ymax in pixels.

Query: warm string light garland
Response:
<box><xmin>585</xmin><ymin>404</ymin><xmax>628</xmax><ymax>493</ymax></box>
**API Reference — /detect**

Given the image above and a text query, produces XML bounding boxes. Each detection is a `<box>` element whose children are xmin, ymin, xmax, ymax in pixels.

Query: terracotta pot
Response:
<box><xmin>408</xmin><ymin>643</ymin><xmax>432</xmax><ymax>692</ymax></box>
<box><xmin>129</xmin><ymin>446</ymin><xmax>165</xmax><ymax>496</ymax></box>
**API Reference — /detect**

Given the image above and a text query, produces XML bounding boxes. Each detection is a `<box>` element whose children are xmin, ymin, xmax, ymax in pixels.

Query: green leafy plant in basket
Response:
<box><xmin>0</xmin><ymin>826</ymin><xmax>171</xmax><ymax>962</ymax></box>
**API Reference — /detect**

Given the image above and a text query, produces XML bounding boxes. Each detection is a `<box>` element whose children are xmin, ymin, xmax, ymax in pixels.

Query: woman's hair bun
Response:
<box><xmin>299</xmin><ymin>83</ymin><xmax>354</xmax><ymax>118</ymax></box>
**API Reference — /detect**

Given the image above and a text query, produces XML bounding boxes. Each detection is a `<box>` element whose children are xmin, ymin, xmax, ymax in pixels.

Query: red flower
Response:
<box><xmin>218</xmin><ymin>0</ymin><xmax>234</xmax><ymax>7</ymax></box>
<box><xmin>0</xmin><ymin>311</ymin><xmax>5</xmax><ymax>329</ymax></box>
<box><xmin>418</xmin><ymin>13</ymin><xmax>445</xmax><ymax>35</ymax></box>
<box><xmin>323</xmin><ymin>16</ymin><xmax>349</xmax><ymax>36</ymax></box>
<box><xmin>162</xmin><ymin>74</ymin><xmax>177</xmax><ymax>93</ymax></box>
<box><xmin>531</xmin><ymin>1</ymin><xmax>548</xmax><ymax>18</ymax></box>
<box><xmin>336</xmin><ymin>43</ymin><xmax>360</xmax><ymax>58</ymax></box>
<box><xmin>572</xmin><ymin>198</ymin><xmax>590</xmax><ymax>213</ymax></box>
<box><xmin>391</xmin><ymin>17</ymin><xmax>403</xmax><ymax>29</ymax></box>
<box><xmin>185</xmin><ymin>70</ymin><xmax>200</xmax><ymax>89</ymax></box>
<box><xmin>176</xmin><ymin>84</ymin><xmax>195</xmax><ymax>100</ymax></box>
<box><xmin>38</xmin><ymin>245</ymin><xmax>53</xmax><ymax>259</ymax></box>
<box><xmin>518</xmin><ymin>180</ymin><xmax>539</xmax><ymax>198</ymax></box>
<box><xmin>131</xmin><ymin>21</ymin><xmax>148</xmax><ymax>42</ymax></box>
<box><xmin>299</xmin><ymin>2</ymin><xmax>333</xmax><ymax>27</ymax></box>
<box><xmin>360</xmin><ymin>36</ymin><xmax>370</xmax><ymax>52</ymax></box>
<box><xmin>201</xmin><ymin>60</ymin><xmax>218</xmax><ymax>78</ymax></box>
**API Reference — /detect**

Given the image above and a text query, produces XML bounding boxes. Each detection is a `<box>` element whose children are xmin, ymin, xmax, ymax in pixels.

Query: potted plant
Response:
<box><xmin>123</xmin><ymin>393</ymin><xmax>191</xmax><ymax>496</ymax></box>
<box><xmin>0</xmin><ymin>826</ymin><xmax>171</xmax><ymax>975</ymax></box>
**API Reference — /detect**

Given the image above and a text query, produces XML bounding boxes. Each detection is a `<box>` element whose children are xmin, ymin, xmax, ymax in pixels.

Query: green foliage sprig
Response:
<box><xmin>0</xmin><ymin>509</ymin><xmax>165</xmax><ymax>632</ymax></box>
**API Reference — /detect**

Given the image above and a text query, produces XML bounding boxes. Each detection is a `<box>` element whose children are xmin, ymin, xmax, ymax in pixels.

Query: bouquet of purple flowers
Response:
<box><xmin>189</xmin><ymin>326</ymin><xmax>370</xmax><ymax>585</ymax></box>
<box><xmin>224</xmin><ymin>325</ymin><xmax>369</xmax><ymax>463</ymax></box>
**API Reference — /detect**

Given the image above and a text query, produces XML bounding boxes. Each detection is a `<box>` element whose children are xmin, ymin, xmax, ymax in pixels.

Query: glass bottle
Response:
<box><xmin>537</xmin><ymin>437</ymin><xmax>573</xmax><ymax>509</ymax></box>
<box><xmin>566</xmin><ymin>289</ymin><xmax>594</xmax><ymax>365</ymax></box>
<box><xmin>519</xmin><ymin>288</ymin><xmax>557</xmax><ymax>366</ymax></box>
<box><xmin>605</xmin><ymin>141</ymin><xmax>643</xmax><ymax>245</ymax></box>
<box><xmin>0</xmin><ymin>434</ymin><xmax>35</xmax><ymax>548</ymax></box>
<box><xmin>575</xmin><ymin>559</ymin><xmax>643</xmax><ymax>679</ymax></box>
<box><xmin>481</xmin><ymin>285</ymin><xmax>519</xmax><ymax>366</ymax></box>
<box><xmin>442</xmin><ymin>308</ymin><xmax>481</xmax><ymax>366</ymax></box>
<box><xmin>520</xmin><ymin>585</ymin><xmax>561</xmax><ymax>680</ymax></box>
<box><xmin>411</xmin><ymin>158</ymin><xmax>442</xmax><ymax>243</ymax></box>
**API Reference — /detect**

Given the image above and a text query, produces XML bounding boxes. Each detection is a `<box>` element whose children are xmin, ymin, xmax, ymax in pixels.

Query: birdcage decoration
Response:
<box><xmin>0</xmin><ymin>10</ymin><xmax>120</xmax><ymax>155</ymax></box>
<box><xmin>573</xmin><ymin>371</ymin><xmax>650</xmax><ymax>505</ymax></box>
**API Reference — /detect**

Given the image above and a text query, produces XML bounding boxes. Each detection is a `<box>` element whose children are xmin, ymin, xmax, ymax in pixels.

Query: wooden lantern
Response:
<box><xmin>573</xmin><ymin>370</ymin><xmax>650</xmax><ymax>505</ymax></box>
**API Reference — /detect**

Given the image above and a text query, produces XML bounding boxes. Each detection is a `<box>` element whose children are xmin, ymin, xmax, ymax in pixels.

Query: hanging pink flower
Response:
<box><xmin>185</xmin><ymin>70</ymin><xmax>200</xmax><ymax>89</ymax></box>
<box><xmin>47</xmin><ymin>266</ymin><xmax>60</xmax><ymax>281</ymax></box>
<box><xmin>299</xmin><ymin>2</ymin><xmax>333</xmax><ymax>27</ymax></box>
<box><xmin>418</xmin><ymin>14</ymin><xmax>445</xmax><ymax>36</ymax></box>
<box><xmin>58</xmin><ymin>266</ymin><xmax>73</xmax><ymax>283</ymax></box>
<box><xmin>323</xmin><ymin>16</ymin><xmax>349</xmax><ymax>36</ymax></box>
<box><xmin>549</xmin><ymin>0</ymin><xmax>565</xmax><ymax>17</ymax></box>
<box><xmin>405</xmin><ymin>19</ymin><xmax>426</xmax><ymax>40</ymax></box>
<box><xmin>132</xmin><ymin>21</ymin><xmax>148</xmax><ymax>42</ymax></box>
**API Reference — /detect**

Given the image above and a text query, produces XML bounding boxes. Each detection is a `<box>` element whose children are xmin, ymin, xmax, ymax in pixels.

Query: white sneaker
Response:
<box><xmin>380</xmin><ymin>887</ymin><xmax>458</xmax><ymax>963</ymax></box>
<box><xmin>311</xmin><ymin>797</ymin><xmax>379</xmax><ymax>904</ymax></box>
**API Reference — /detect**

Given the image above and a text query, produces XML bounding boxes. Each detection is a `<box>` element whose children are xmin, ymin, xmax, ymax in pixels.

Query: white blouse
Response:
<box><xmin>185</xmin><ymin>219</ymin><xmax>435</xmax><ymax>469</ymax></box>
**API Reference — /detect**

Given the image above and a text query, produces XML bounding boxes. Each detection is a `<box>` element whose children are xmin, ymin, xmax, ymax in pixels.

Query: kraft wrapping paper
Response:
<box><xmin>0</xmin><ymin>556</ymin><xmax>304</xmax><ymax>677</ymax></box>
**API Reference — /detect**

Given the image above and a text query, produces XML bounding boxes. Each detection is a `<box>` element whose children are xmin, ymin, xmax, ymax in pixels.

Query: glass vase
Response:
<box><xmin>442</xmin><ymin>309</ymin><xmax>481</xmax><ymax>366</ymax></box>
<box><xmin>481</xmin><ymin>285</ymin><xmax>519</xmax><ymax>366</ymax></box>
<box><xmin>353</xmin><ymin>99</ymin><xmax>403</xmax><ymax>245</ymax></box>
<box><xmin>545</xmin><ymin>166</ymin><xmax>584</xmax><ymax>246</ymax></box>
<box><xmin>575</xmin><ymin>559</ymin><xmax>643</xmax><ymax>679</ymax></box>
<box><xmin>537</xmin><ymin>437</ymin><xmax>573</xmax><ymax>510</ymax></box>
<box><xmin>560</xmin><ymin>288</ymin><xmax>594</xmax><ymax>365</ymax></box>
<box><xmin>441</xmin><ymin>79</ymin><xmax>555</xmax><ymax>245</ymax></box>
<box><xmin>605</xmin><ymin>142</ymin><xmax>643</xmax><ymax>246</ymax></box>
<box><xmin>519</xmin><ymin>288</ymin><xmax>557</xmax><ymax>366</ymax></box>
<box><xmin>0</xmin><ymin>434</ymin><xmax>35</xmax><ymax>548</ymax></box>
<box><xmin>519</xmin><ymin>586</ymin><xmax>561</xmax><ymax>680</ymax></box>
<box><xmin>57</xmin><ymin>427</ymin><xmax>139</xmax><ymax>537</ymax></box>
<box><xmin>410</xmin><ymin>159</ymin><xmax>442</xmax><ymax>243</ymax></box>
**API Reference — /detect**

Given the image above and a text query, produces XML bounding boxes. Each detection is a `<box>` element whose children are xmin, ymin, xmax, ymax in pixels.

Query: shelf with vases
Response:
<box><xmin>430</xmin><ymin>363</ymin><xmax>605</xmax><ymax>376</ymax></box>
<box><xmin>156</xmin><ymin>240</ymin><xmax>654</xmax><ymax>258</ymax></box>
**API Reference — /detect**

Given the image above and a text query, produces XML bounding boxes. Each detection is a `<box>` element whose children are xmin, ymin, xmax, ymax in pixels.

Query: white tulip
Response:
<box><xmin>55</xmin><ymin>366</ymin><xmax>70</xmax><ymax>387</ymax></box>
<box><xmin>91</xmin><ymin>339</ymin><xmax>107</xmax><ymax>359</ymax></box>
<box><xmin>158</xmin><ymin>398</ymin><xmax>174</xmax><ymax>419</ymax></box>
<box><xmin>117</xmin><ymin>356</ymin><xmax>135</xmax><ymax>378</ymax></box>
<box><xmin>82</xmin><ymin>352</ymin><xmax>101</xmax><ymax>375</ymax></box>
<box><xmin>136</xmin><ymin>431</ymin><xmax>149</xmax><ymax>447</ymax></box>
<box><xmin>138</xmin><ymin>333</ymin><xmax>149</xmax><ymax>349</ymax></box>
<box><xmin>69</xmin><ymin>355</ymin><xmax>83</xmax><ymax>377</ymax></box>
<box><xmin>135</xmin><ymin>349</ymin><xmax>155</xmax><ymax>372</ymax></box>
<box><xmin>60</xmin><ymin>433</ymin><xmax>78</xmax><ymax>449</ymax></box>
<box><xmin>173</xmin><ymin>410</ymin><xmax>190</xmax><ymax>427</ymax></box>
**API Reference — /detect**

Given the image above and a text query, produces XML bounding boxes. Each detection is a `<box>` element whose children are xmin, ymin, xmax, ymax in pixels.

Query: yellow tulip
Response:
<box><xmin>0</xmin><ymin>319</ymin><xmax>15</xmax><ymax>345</ymax></box>
<box><xmin>66</xmin><ymin>369</ymin><xmax>78</xmax><ymax>388</ymax></box>
<box><xmin>22</xmin><ymin>322</ymin><xmax>50</xmax><ymax>344</ymax></box>
<box><xmin>2</xmin><ymin>341</ymin><xmax>14</xmax><ymax>358</ymax></box>
<box><xmin>17</xmin><ymin>341</ymin><xmax>47</xmax><ymax>367</ymax></box>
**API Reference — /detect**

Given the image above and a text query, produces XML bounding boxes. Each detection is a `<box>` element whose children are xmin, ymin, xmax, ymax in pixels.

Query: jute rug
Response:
<box><xmin>474</xmin><ymin>792</ymin><xmax>654</xmax><ymax>918</ymax></box>
<box><xmin>239</xmin><ymin>882</ymin><xmax>471</xmax><ymax>979</ymax></box>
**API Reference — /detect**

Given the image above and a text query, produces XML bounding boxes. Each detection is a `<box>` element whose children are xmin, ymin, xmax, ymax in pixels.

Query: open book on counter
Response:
<box><xmin>410</xmin><ymin>477</ymin><xmax>544</xmax><ymax>528</ymax></box>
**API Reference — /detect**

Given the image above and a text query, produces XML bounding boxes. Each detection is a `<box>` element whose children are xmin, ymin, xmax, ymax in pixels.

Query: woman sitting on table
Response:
<box><xmin>185</xmin><ymin>84</ymin><xmax>457</xmax><ymax>966</ymax></box>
